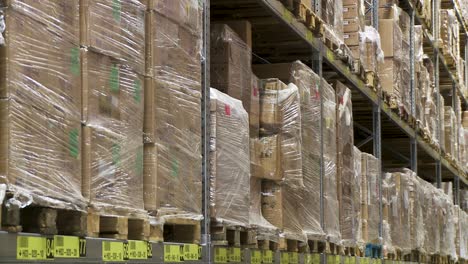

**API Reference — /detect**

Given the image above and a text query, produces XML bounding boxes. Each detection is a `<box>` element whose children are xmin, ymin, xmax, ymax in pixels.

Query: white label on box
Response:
<box><xmin>344</xmin><ymin>20</ymin><xmax>349</xmax><ymax>25</ymax></box>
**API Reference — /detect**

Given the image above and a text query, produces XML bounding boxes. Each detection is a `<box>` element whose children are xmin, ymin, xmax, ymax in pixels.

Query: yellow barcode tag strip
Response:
<box><xmin>127</xmin><ymin>240</ymin><xmax>147</xmax><ymax>260</ymax></box>
<box><xmin>102</xmin><ymin>241</ymin><xmax>124</xmax><ymax>262</ymax></box>
<box><xmin>183</xmin><ymin>244</ymin><xmax>199</xmax><ymax>260</ymax></box>
<box><xmin>214</xmin><ymin>247</ymin><xmax>227</xmax><ymax>263</ymax></box>
<box><xmin>54</xmin><ymin>236</ymin><xmax>79</xmax><ymax>258</ymax></box>
<box><xmin>164</xmin><ymin>245</ymin><xmax>182</xmax><ymax>262</ymax></box>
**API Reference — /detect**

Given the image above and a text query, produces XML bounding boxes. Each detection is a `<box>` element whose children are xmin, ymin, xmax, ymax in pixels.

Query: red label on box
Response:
<box><xmin>225</xmin><ymin>104</ymin><xmax>231</xmax><ymax>116</ymax></box>
<box><xmin>253</xmin><ymin>87</ymin><xmax>258</xmax><ymax>97</ymax></box>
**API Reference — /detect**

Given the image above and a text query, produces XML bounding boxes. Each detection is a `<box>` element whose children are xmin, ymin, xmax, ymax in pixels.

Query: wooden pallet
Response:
<box><xmin>381</xmin><ymin>90</ymin><xmax>400</xmax><ymax>110</ymax></box>
<box><xmin>292</xmin><ymin>1</ymin><xmax>324</xmax><ymax>36</ymax></box>
<box><xmin>245</xmin><ymin>227</ymin><xmax>280</xmax><ymax>250</ymax></box>
<box><xmin>87</xmin><ymin>209</ymin><xmax>150</xmax><ymax>240</ymax></box>
<box><xmin>308</xmin><ymin>240</ymin><xmax>327</xmax><ymax>253</ymax></box>
<box><xmin>257</xmin><ymin>238</ymin><xmax>280</xmax><ymax>251</ymax></box>
<box><xmin>408</xmin><ymin>249</ymin><xmax>428</xmax><ymax>263</ymax></box>
<box><xmin>325</xmin><ymin>242</ymin><xmax>343</xmax><ymax>255</ymax></box>
<box><xmin>344</xmin><ymin>246</ymin><xmax>362</xmax><ymax>257</ymax></box>
<box><xmin>149</xmin><ymin>216</ymin><xmax>201</xmax><ymax>244</ymax></box>
<box><xmin>211</xmin><ymin>221</ymin><xmax>254</xmax><ymax>247</ymax></box>
<box><xmin>1</xmin><ymin>192</ymin><xmax>87</xmax><ymax>236</ymax></box>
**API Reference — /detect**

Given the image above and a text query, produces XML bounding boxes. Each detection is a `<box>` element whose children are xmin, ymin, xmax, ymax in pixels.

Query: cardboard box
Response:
<box><xmin>361</xmin><ymin>153</ymin><xmax>380</xmax><ymax>244</ymax></box>
<box><xmin>80</xmin><ymin>0</ymin><xmax>146</xmax><ymax>73</ymax></box>
<box><xmin>344</xmin><ymin>18</ymin><xmax>360</xmax><ymax>33</ymax></box>
<box><xmin>146</xmin><ymin>0</ymin><xmax>201</xmax><ymax>32</ymax></box>
<box><xmin>250</xmin><ymin>74</ymin><xmax>260</xmax><ymax>138</ymax></box>
<box><xmin>210</xmin><ymin>89</ymin><xmax>250</xmax><ymax>226</ymax></box>
<box><xmin>379</xmin><ymin>19</ymin><xmax>397</xmax><ymax>58</ymax></box>
<box><xmin>344</xmin><ymin>32</ymin><xmax>360</xmax><ymax>46</ymax></box>
<box><xmin>259</xmin><ymin>79</ymin><xmax>288</xmax><ymax>134</ymax></box>
<box><xmin>82</xmin><ymin>50</ymin><xmax>144</xmax><ymax>129</ymax></box>
<box><xmin>82</xmin><ymin>125</ymin><xmax>144</xmax><ymax>212</ymax></box>
<box><xmin>343</xmin><ymin>4</ymin><xmax>359</xmax><ymax>19</ymax></box>
<box><xmin>143</xmin><ymin>143</ymin><xmax>157</xmax><ymax>211</ymax></box>
<box><xmin>251</xmin><ymin>136</ymin><xmax>281</xmax><ymax>181</ymax></box>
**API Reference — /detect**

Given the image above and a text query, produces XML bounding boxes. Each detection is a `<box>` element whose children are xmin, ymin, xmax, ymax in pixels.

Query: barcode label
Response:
<box><xmin>104</xmin><ymin>242</ymin><xmax>111</xmax><ymax>251</ymax></box>
<box><xmin>56</xmin><ymin>236</ymin><xmax>64</xmax><ymax>247</ymax></box>
<box><xmin>130</xmin><ymin>241</ymin><xmax>136</xmax><ymax>250</ymax></box>
<box><xmin>184</xmin><ymin>245</ymin><xmax>190</xmax><ymax>252</ymax></box>
<box><xmin>165</xmin><ymin>245</ymin><xmax>170</xmax><ymax>253</ymax></box>
<box><xmin>19</xmin><ymin>237</ymin><xmax>28</xmax><ymax>248</ymax></box>
<box><xmin>215</xmin><ymin>247</ymin><xmax>220</xmax><ymax>254</ymax></box>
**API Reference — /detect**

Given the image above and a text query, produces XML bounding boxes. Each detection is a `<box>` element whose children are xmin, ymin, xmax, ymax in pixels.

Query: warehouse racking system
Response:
<box><xmin>0</xmin><ymin>0</ymin><xmax>467</xmax><ymax>263</ymax></box>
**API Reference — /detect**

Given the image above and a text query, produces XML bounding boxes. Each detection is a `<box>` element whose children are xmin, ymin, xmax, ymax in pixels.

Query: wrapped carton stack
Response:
<box><xmin>144</xmin><ymin>1</ymin><xmax>203</xmax><ymax>222</ymax></box>
<box><xmin>253</xmin><ymin>61</ymin><xmax>326</xmax><ymax>242</ymax></box>
<box><xmin>0</xmin><ymin>1</ymin><xmax>84</xmax><ymax>213</ymax></box>
<box><xmin>361</xmin><ymin>153</ymin><xmax>380</xmax><ymax>245</ymax></box>
<box><xmin>321</xmin><ymin>0</ymin><xmax>344</xmax><ymax>47</ymax></box>
<box><xmin>444</xmin><ymin>106</ymin><xmax>457</xmax><ymax>159</ymax></box>
<box><xmin>209</xmin><ymin>89</ymin><xmax>250</xmax><ymax>228</ymax></box>
<box><xmin>81</xmin><ymin>0</ymin><xmax>146</xmax><ymax>221</ymax></box>
<box><xmin>440</xmin><ymin>9</ymin><xmax>460</xmax><ymax>72</ymax></box>
<box><xmin>378</xmin><ymin>5</ymin><xmax>411</xmax><ymax>114</ymax></box>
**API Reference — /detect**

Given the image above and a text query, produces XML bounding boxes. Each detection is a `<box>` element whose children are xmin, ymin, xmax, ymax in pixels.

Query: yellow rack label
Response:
<box><xmin>251</xmin><ymin>250</ymin><xmax>262</xmax><ymax>264</ymax></box>
<box><xmin>350</xmin><ymin>256</ymin><xmax>356</xmax><ymax>264</ymax></box>
<box><xmin>102</xmin><ymin>241</ymin><xmax>124</xmax><ymax>262</ymax></box>
<box><xmin>214</xmin><ymin>247</ymin><xmax>227</xmax><ymax>263</ymax></box>
<box><xmin>16</xmin><ymin>236</ymin><xmax>50</xmax><ymax>260</ymax></box>
<box><xmin>281</xmin><ymin>252</ymin><xmax>290</xmax><ymax>264</ymax></box>
<box><xmin>183</xmin><ymin>244</ymin><xmax>199</xmax><ymax>260</ymax></box>
<box><xmin>127</xmin><ymin>240</ymin><xmax>147</xmax><ymax>260</ymax></box>
<box><xmin>263</xmin><ymin>250</ymin><xmax>274</xmax><ymax>263</ymax></box>
<box><xmin>164</xmin><ymin>245</ymin><xmax>182</xmax><ymax>262</ymax></box>
<box><xmin>228</xmin><ymin>247</ymin><xmax>241</xmax><ymax>262</ymax></box>
<box><xmin>290</xmin><ymin>252</ymin><xmax>299</xmax><ymax>264</ymax></box>
<box><xmin>335</xmin><ymin>255</ymin><xmax>341</xmax><ymax>264</ymax></box>
<box><xmin>327</xmin><ymin>254</ymin><xmax>335</xmax><ymax>264</ymax></box>
<box><xmin>54</xmin><ymin>236</ymin><xmax>79</xmax><ymax>258</ymax></box>
<box><xmin>312</xmin><ymin>253</ymin><xmax>321</xmax><ymax>264</ymax></box>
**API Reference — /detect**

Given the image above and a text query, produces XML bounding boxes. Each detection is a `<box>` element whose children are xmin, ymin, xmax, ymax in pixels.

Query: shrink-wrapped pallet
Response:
<box><xmin>322</xmin><ymin>0</ymin><xmax>344</xmax><ymax>45</ymax></box>
<box><xmin>0</xmin><ymin>1</ymin><xmax>84</xmax><ymax>210</ymax></box>
<box><xmin>353</xmin><ymin>147</ymin><xmax>363</xmax><ymax>247</ymax></box>
<box><xmin>82</xmin><ymin>50</ymin><xmax>145</xmax><ymax>214</ymax></box>
<box><xmin>80</xmin><ymin>0</ymin><xmax>146</xmax><ymax>74</ymax></box>
<box><xmin>439</xmin><ymin>191</ymin><xmax>457</xmax><ymax>259</ymax></box>
<box><xmin>361</xmin><ymin>153</ymin><xmax>380</xmax><ymax>244</ymax></box>
<box><xmin>335</xmin><ymin>82</ymin><xmax>358</xmax><ymax>247</ymax></box>
<box><xmin>144</xmin><ymin>1</ymin><xmax>202</xmax><ymax>219</ymax></box>
<box><xmin>444</xmin><ymin>106</ymin><xmax>457</xmax><ymax>158</ymax></box>
<box><xmin>358</xmin><ymin>26</ymin><xmax>384</xmax><ymax>73</ymax></box>
<box><xmin>209</xmin><ymin>88</ymin><xmax>250</xmax><ymax>227</ymax></box>
<box><xmin>249</xmin><ymin>177</ymin><xmax>279</xmax><ymax>242</ymax></box>
<box><xmin>456</xmin><ymin>208</ymin><xmax>468</xmax><ymax>259</ymax></box>
<box><xmin>253</xmin><ymin>62</ymin><xmax>325</xmax><ymax>240</ymax></box>
<box><xmin>323</xmin><ymin>81</ymin><xmax>341</xmax><ymax>244</ymax></box>
<box><xmin>383</xmin><ymin>170</ymin><xmax>413</xmax><ymax>254</ymax></box>
<box><xmin>416</xmin><ymin>178</ymin><xmax>440</xmax><ymax>254</ymax></box>
<box><xmin>211</xmin><ymin>24</ymin><xmax>260</xmax><ymax>138</ymax></box>
<box><xmin>256</xmin><ymin>79</ymin><xmax>302</xmax><ymax>184</ymax></box>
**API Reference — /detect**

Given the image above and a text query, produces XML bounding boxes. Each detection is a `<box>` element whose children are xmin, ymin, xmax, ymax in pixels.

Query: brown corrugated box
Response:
<box><xmin>250</xmin><ymin>74</ymin><xmax>260</xmax><ymax>138</ymax></box>
<box><xmin>251</xmin><ymin>136</ymin><xmax>281</xmax><ymax>181</ymax></box>
<box><xmin>259</xmin><ymin>79</ymin><xmax>288</xmax><ymax>135</ymax></box>
<box><xmin>343</xmin><ymin>4</ymin><xmax>359</xmax><ymax>19</ymax></box>
<box><xmin>80</xmin><ymin>0</ymin><xmax>146</xmax><ymax>74</ymax></box>
<box><xmin>344</xmin><ymin>32</ymin><xmax>360</xmax><ymax>46</ymax></box>
<box><xmin>143</xmin><ymin>143</ymin><xmax>157</xmax><ymax>211</ymax></box>
<box><xmin>344</xmin><ymin>18</ymin><xmax>360</xmax><ymax>33</ymax></box>
<box><xmin>81</xmin><ymin>50</ymin><xmax>144</xmax><ymax>129</ymax></box>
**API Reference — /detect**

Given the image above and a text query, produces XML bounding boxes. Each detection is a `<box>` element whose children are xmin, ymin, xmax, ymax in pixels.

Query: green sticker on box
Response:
<box><xmin>71</xmin><ymin>47</ymin><xmax>80</xmax><ymax>76</ymax></box>
<box><xmin>112</xmin><ymin>0</ymin><xmax>121</xmax><ymax>22</ymax></box>
<box><xmin>251</xmin><ymin>250</ymin><xmax>262</xmax><ymax>264</ymax></box>
<box><xmin>134</xmin><ymin>79</ymin><xmax>142</xmax><ymax>103</ymax></box>
<box><xmin>183</xmin><ymin>244</ymin><xmax>199</xmax><ymax>260</ymax></box>
<box><xmin>110</xmin><ymin>64</ymin><xmax>120</xmax><ymax>93</ymax></box>
<box><xmin>214</xmin><ymin>247</ymin><xmax>227</xmax><ymax>263</ymax></box>
<box><xmin>228</xmin><ymin>247</ymin><xmax>241</xmax><ymax>262</ymax></box>
<box><xmin>263</xmin><ymin>250</ymin><xmax>274</xmax><ymax>263</ymax></box>
<box><xmin>112</xmin><ymin>143</ymin><xmax>121</xmax><ymax>166</ymax></box>
<box><xmin>102</xmin><ymin>241</ymin><xmax>124</xmax><ymax>261</ymax></box>
<box><xmin>54</xmin><ymin>236</ymin><xmax>79</xmax><ymax>258</ymax></box>
<box><xmin>127</xmin><ymin>240</ymin><xmax>147</xmax><ymax>260</ymax></box>
<box><xmin>289</xmin><ymin>252</ymin><xmax>299</xmax><ymax>264</ymax></box>
<box><xmin>69</xmin><ymin>128</ymin><xmax>79</xmax><ymax>158</ymax></box>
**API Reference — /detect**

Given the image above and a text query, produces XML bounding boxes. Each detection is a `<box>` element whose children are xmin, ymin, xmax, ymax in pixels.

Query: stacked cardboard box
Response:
<box><xmin>383</xmin><ymin>170</ymin><xmax>413</xmax><ymax>254</ymax></box>
<box><xmin>253</xmin><ymin>61</ymin><xmax>326</xmax><ymax>241</ymax></box>
<box><xmin>361</xmin><ymin>153</ymin><xmax>380</xmax><ymax>244</ymax></box>
<box><xmin>335</xmin><ymin>82</ymin><xmax>359</xmax><ymax>247</ymax></box>
<box><xmin>455</xmin><ymin>207</ymin><xmax>468</xmax><ymax>259</ymax></box>
<box><xmin>440</xmin><ymin>10</ymin><xmax>460</xmax><ymax>69</ymax></box>
<box><xmin>144</xmin><ymin>1</ymin><xmax>203</xmax><ymax>217</ymax></box>
<box><xmin>353</xmin><ymin>147</ymin><xmax>363</xmax><ymax>247</ymax></box>
<box><xmin>378</xmin><ymin>5</ymin><xmax>410</xmax><ymax>113</ymax></box>
<box><xmin>81</xmin><ymin>0</ymin><xmax>146</xmax><ymax>215</ymax></box>
<box><xmin>0</xmin><ymin>1</ymin><xmax>84</xmax><ymax>209</ymax></box>
<box><xmin>342</xmin><ymin>0</ymin><xmax>364</xmax><ymax>48</ymax></box>
<box><xmin>209</xmin><ymin>88</ymin><xmax>250</xmax><ymax>227</ymax></box>
<box><xmin>444</xmin><ymin>106</ymin><xmax>457</xmax><ymax>158</ymax></box>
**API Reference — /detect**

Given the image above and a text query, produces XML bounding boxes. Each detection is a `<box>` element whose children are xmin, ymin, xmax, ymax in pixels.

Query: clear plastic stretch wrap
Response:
<box><xmin>361</xmin><ymin>153</ymin><xmax>380</xmax><ymax>244</ymax></box>
<box><xmin>353</xmin><ymin>147</ymin><xmax>363</xmax><ymax>247</ymax></box>
<box><xmin>322</xmin><ymin>0</ymin><xmax>344</xmax><ymax>45</ymax></box>
<box><xmin>210</xmin><ymin>24</ymin><xmax>258</xmax><ymax>137</ymax></box>
<box><xmin>80</xmin><ymin>0</ymin><xmax>146</xmax><ymax>74</ymax></box>
<box><xmin>409</xmin><ymin>173</ymin><xmax>424</xmax><ymax>251</ymax></box>
<box><xmin>457</xmin><ymin>208</ymin><xmax>468</xmax><ymax>259</ymax></box>
<box><xmin>144</xmin><ymin>1</ymin><xmax>203</xmax><ymax>219</ymax></box>
<box><xmin>82</xmin><ymin>50</ymin><xmax>145</xmax><ymax>214</ymax></box>
<box><xmin>416</xmin><ymin>177</ymin><xmax>440</xmax><ymax>254</ymax></box>
<box><xmin>440</xmin><ymin>9</ymin><xmax>460</xmax><ymax>60</ymax></box>
<box><xmin>0</xmin><ymin>0</ymin><xmax>84</xmax><ymax>210</ymax></box>
<box><xmin>249</xmin><ymin>177</ymin><xmax>279</xmax><ymax>242</ymax></box>
<box><xmin>462</xmin><ymin>189</ymin><xmax>468</xmax><ymax>212</ymax></box>
<box><xmin>257</xmin><ymin>79</ymin><xmax>303</xmax><ymax>184</ymax></box>
<box><xmin>252</xmin><ymin>62</ymin><xmax>325</xmax><ymax>240</ymax></box>
<box><xmin>335</xmin><ymin>82</ymin><xmax>357</xmax><ymax>247</ymax></box>
<box><xmin>209</xmin><ymin>88</ymin><xmax>250</xmax><ymax>227</ymax></box>
<box><xmin>384</xmin><ymin>170</ymin><xmax>413</xmax><ymax>254</ymax></box>
<box><xmin>323</xmin><ymin>81</ymin><xmax>341</xmax><ymax>244</ymax></box>
<box><xmin>382</xmin><ymin>173</ymin><xmax>393</xmax><ymax>254</ymax></box>
<box><xmin>439</xmin><ymin>190</ymin><xmax>457</xmax><ymax>260</ymax></box>
<box><xmin>444</xmin><ymin>106</ymin><xmax>457</xmax><ymax>158</ymax></box>
<box><xmin>359</xmin><ymin>26</ymin><xmax>384</xmax><ymax>72</ymax></box>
